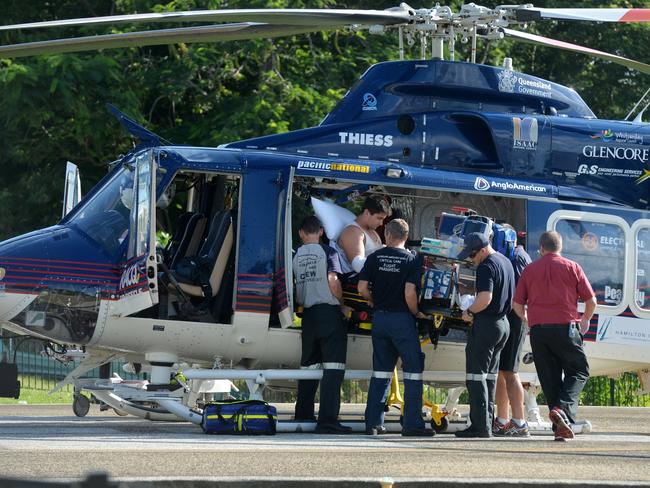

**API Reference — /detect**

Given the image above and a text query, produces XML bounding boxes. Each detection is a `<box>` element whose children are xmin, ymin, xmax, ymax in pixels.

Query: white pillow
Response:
<box><xmin>310</xmin><ymin>197</ymin><xmax>355</xmax><ymax>240</ymax></box>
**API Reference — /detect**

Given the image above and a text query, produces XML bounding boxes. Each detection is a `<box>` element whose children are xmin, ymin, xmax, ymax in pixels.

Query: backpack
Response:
<box><xmin>492</xmin><ymin>223</ymin><xmax>517</xmax><ymax>261</ymax></box>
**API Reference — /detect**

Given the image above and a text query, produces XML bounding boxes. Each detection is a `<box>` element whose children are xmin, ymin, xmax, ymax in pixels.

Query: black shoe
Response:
<box><xmin>401</xmin><ymin>427</ymin><xmax>435</xmax><ymax>437</ymax></box>
<box><xmin>365</xmin><ymin>425</ymin><xmax>388</xmax><ymax>435</ymax></box>
<box><xmin>315</xmin><ymin>422</ymin><xmax>352</xmax><ymax>434</ymax></box>
<box><xmin>454</xmin><ymin>427</ymin><xmax>491</xmax><ymax>438</ymax></box>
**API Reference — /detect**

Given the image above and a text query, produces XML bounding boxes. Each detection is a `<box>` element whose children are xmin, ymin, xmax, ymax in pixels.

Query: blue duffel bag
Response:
<box><xmin>201</xmin><ymin>399</ymin><xmax>277</xmax><ymax>435</ymax></box>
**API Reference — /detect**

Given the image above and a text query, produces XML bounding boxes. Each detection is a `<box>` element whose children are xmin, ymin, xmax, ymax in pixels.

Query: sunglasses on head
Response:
<box><xmin>468</xmin><ymin>250</ymin><xmax>479</xmax><ymax>259</ymax></box>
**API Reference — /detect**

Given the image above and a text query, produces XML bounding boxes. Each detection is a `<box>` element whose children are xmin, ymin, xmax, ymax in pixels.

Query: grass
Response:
<box><xmin>0</xmin><ymin>375</ymin><xmax>74</xmax><ymax>404</ymax></box>
<box><xmin>0</xmin><ymin>388</ymin><xmax>73</xmax><ymax>404</ymax></box>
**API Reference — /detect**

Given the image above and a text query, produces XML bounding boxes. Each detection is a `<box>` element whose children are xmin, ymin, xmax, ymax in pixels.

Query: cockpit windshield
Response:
<box><xmin>67</xmin><ymin>164</ymin><xmax>135</xmax><ymax>259</ymax></box>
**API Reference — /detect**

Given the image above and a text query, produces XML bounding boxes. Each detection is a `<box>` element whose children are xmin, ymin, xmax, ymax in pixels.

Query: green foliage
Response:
<box><xmin>581</xmin><ymin>373</ymin><xmax>650</xmax><ymax>407</ymax></box>
<box><xmin>1</xmin><ymin>0</ymin><xmax>649</xmax><ymax>240</ymax></box>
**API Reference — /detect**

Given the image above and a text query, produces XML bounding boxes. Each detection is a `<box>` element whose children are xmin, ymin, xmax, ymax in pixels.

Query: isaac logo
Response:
<box><xmin>474</xmin><ymin>177</ymin><xmax>490</xmax><ymax>191</ymax></box>
<box><xmin>512</xmin><ymin>117</ymin><xmax>538</xmax><ymax>150</ymax></box>
<box><xmin>362</xmin><ymin>93</ymin><xmax>377</xmax><ymax>111</ymax></box>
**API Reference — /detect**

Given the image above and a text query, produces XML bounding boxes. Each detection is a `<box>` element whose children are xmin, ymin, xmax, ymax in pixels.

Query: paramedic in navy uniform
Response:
<box><xmin>358</xmin><ymin>219</ymin><xmax>434</xmax><ymax>437</ymax></box>
<box><xmin>293</xmin><ymin>216</ymin><xmax>351</xmax><ymax>434</ymax></box>
<box><xmin>456</xmin><ymin>232</ymin><xmax>514</xmax><ymax>438</ymax></box>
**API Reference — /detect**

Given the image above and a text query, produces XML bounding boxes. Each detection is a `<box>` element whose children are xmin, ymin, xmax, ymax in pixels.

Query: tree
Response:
<box><xmin>1</xmin><ymin>0</ymin><xmax>649</xmax><ymax>239</ymax></box>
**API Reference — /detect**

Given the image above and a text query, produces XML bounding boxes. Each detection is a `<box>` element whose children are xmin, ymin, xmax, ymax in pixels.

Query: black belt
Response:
<box><xmin>534</xmin><ymin>323</ymin><xmax>572</xmax><ymax>328</ymax></box>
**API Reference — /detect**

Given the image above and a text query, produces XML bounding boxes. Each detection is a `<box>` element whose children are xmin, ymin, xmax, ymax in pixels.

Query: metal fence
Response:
<box><xmin>2</xmin><ymin>335</ymin><xmax>649</xmax><ymax>406</ymax></box>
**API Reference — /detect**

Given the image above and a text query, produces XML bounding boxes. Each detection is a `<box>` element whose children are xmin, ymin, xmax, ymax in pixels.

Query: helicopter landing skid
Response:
<box><xmin>73</xmin><ymin>376</ymin><xmax>186</xmax><ymax>421</ymax></box>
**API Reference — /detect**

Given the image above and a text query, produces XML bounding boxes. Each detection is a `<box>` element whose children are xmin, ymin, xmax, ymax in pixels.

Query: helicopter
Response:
<box><xmin>0</xmin><ymin>3</ymin><xmax>650</xmax><ymax>430</ymax></box>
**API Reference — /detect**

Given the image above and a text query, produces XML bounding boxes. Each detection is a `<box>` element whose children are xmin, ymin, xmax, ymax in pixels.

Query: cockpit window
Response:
<box><xmin>68</xmin><ymin>164</ymin><xmax>134</xmax><ymax>258</ymax></box>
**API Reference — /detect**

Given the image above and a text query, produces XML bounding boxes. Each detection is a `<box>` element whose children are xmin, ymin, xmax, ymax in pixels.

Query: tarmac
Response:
<box><xmin>0</xmin><ymin>404</ymin><xmax>649</xmax><ymax>487</ymax></box>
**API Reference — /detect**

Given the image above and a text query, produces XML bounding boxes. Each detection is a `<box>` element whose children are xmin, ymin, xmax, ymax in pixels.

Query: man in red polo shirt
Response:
<box><xmin>513</xmin><ymin>231</ymin><xmax>596</xmax><ymax>441</ymax></box>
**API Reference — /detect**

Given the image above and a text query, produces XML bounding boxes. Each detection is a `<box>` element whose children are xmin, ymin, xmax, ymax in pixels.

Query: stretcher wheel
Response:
<box><xmin>431</xmin><ymin>415</ymin><xmax>448</xmax><ymax>433</ymax></box>
<box><xmin>73</xmin><ymin>393</ymin><xmax>90</xmax><ymax>417</ymax></box>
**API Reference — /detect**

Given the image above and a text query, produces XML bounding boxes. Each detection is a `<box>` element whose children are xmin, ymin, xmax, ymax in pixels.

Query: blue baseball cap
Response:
<box><xmin>457</xmin><ymin>232</ymin><xmax>489</xmax><ymax>260</ymax></box>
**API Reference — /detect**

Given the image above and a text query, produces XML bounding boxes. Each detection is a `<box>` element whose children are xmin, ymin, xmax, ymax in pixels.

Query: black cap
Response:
<box><xmin>457</xmin><ymin>232</ymin><xmax>489</xmax><ymax>260</ymax></box>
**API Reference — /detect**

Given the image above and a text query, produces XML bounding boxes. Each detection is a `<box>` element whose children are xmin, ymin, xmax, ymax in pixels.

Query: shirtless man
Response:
<box><xmin>335</xmin><ymin>196</ymin><xmax>390</xmax><ymax>274</ymax></box>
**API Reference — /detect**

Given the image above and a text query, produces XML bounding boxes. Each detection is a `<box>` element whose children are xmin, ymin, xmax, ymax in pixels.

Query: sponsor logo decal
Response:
<box><xmin>600</xmin><ymin>235</ymin><xmax>624</xmax><ymax>248</ymax></box>
<box><xmin>580</xmin><ymin>231</ymin><xmax>624</xmax><ymax>252</ymax></box>
<box><xmin>604</xmin><ymin>286</ymin><xmax>622</xmax><ymax>304</ymax></box>
<box><xmin>582</xmin><ymin>145</ymin><xmax>649</xmax><ymax>162</ymax></box>
<box><xmin>497</xmin><ymin>69</ymin><xmax>517</xmax><ymax>93</ymax></box>
<box><xmin>297</xmin><ymin>160</ymin><xmax>370</xmax><ymax>174</ymax></box>
<box><xmin>338</xmin><ymin>132</ymin><xmax>393</xmax><ymax>147</ymax></box>
<box><xmin>362</xmin><ymin>93</ymin><xmax>377</xmax><ymax>111</ymax></box>
<box><xmin>581</xmin><ymin>232</ymin><xmax>599</xmax><ymax>252</ymax></box>
<box><xmin>637</xmin><ymin>169</ymin><xmax>650</xmax><ymax>184</ymax></box>
<box><xmin>498</xmin><ymin>69</ymin><xmax>552</xmax><ymax>98</ymax></box>
<box><xmin>474</xmin><ymin>177</ymin><xmax>490</xmax><ymax>191</ymax></box>
<box><xmin>512</xmin><ymin>117</ymin><xmax>538</xmax><ymax>150</ymax></box>
<box><xmin>591</xmin><ymin>129</ymin><xmax>643</xmax><ymax>145</ymax></box>
<box><xmin>0</xmin><ymin>268</ymin><xmax>4</xmax><ymax>281</ymax></box>
<box><xmin>577</xmin><ymin>164</ymin><xmax>644</xmax><ymax>180</ymax></box>
<box><xmin>119</xmin><ymin>262</ymin><xmax>142</xmax><ymax>290</ymax></box>
<box><xmin>597</xmin><ymin>316</ymin><xmax>650</xmax><ymax>345</ymax></box>
<box><xmin>473</xmin><ymin>176</ymin><xmax>547</xmax><ymax>194</ymax></box>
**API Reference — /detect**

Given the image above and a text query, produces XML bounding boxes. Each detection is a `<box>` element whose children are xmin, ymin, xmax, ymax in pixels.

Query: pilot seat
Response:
<box><xmin>160</xmin><ymin>210</ymin><xmax>234</xmax><ymax>320</ymax></box>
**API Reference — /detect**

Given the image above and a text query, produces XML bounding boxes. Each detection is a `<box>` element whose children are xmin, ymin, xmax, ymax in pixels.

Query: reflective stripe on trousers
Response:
<box><xmin>372</xmin><ymin>371</ymin><xmax>393</xmax><ymax>379</ymax></box>
<box><xmin>403</xmin><ymin>372</ymin><xmax>423</xmax><ymax>380</ymax></box>
<box><xmin>322</xmin><ymin>362</ymin><xmax>346</xmax><ymax>370</ymax></box>
<box><xmin>466</xmin><ymin>373</ymin><xmax>497</xmax><ymax>381</ymax></box>
<box><xmin>372</xmin><ymin>371</ymin><xmax>422</xmax><ymax>380</ymax></box>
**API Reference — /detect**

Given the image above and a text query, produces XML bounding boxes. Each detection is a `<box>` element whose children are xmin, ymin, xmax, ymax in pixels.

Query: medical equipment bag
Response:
<box><xmin>202</xmin><ymin>399</ymin><xmax>278</xmax><ymax>435</ymax></box>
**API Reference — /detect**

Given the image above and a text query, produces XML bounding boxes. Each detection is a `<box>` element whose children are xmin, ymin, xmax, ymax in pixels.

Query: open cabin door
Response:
<box><xmin>108</xmin><ymin>149</ymin><xmax>159</xmax><ymax>317</ymax></box>
<box><xmin>62</xmin><ymin>161</ymin><xmax>81</xmax><ymax>218</ymax></box>
<box><xmin>276</xmin><ymin>166</ymin><xmax>295</xmax><ymax>328</ymax></box>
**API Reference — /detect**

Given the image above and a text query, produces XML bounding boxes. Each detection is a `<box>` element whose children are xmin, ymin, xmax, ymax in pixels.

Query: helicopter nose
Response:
<box><xmin>0</xmin><ymin>225</ymin><xmax>107</xmax><ymax>344</ymax></box>
<box><xmin>0</xmin><ymin>228</ymin><xmax>51</xmax><ymax>325</ymax></box>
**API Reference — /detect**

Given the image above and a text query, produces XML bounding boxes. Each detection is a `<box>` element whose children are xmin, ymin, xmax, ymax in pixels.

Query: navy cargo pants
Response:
<box><xmin>295</xmin><ymin>304</ymin><xmax>347</xmax><ymax>424</ymax></box>
<box><xmin>465</xmin><ymin>315</ymin><xmax>509</xmax><ymax>433</ymax></box>
<box><xmin>365</xmin><ymin>311</ymin><xmax>426</xmax><ymax>430</ymax></box>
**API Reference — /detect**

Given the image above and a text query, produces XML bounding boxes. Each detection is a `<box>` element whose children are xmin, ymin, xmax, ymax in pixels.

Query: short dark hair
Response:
<box><xmin>540</xmin><ymin>231</ymin><xmax>562</xmax><ymax>253</ymax></box>
<box><xmin>363</xmin><ymin>195</ymin><xmax>391</xmax><ymax>216</ymax></box>
<box><xmin>386</xmin><ymin>219</ymin><xmax>409</xmax><ymax>240</ymax></box>
<box><xmin>300</xmin><ymin>215</ymin><xmax>323</xmax><ymax>235</ymax></box>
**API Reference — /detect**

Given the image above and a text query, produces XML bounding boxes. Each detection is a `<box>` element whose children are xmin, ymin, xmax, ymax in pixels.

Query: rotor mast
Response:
<box><xmin>361</xmin><ymin>3</ymin><xmax>515</xmax><ymax>63</ymax></box>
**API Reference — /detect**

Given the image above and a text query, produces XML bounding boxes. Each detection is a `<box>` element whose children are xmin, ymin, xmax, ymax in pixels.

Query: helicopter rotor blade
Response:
<box><xmin>0</xmin><ymin>23</ymin><xmax>327</xmax><ymax>59</ymax></box>
<box><xmin>503</xmin><ymin>28</ymin><xmax>650</xmax><ymax>76</ymax></box>
<box><xmin>0</xmin><ymin>8</ymin><xmax>413</xmax><ymax>32</ymax></box>
<box><xmin>513</xmin><ymin>7</ymin><xmax>650</xmax><ymax>24</ymax></box>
